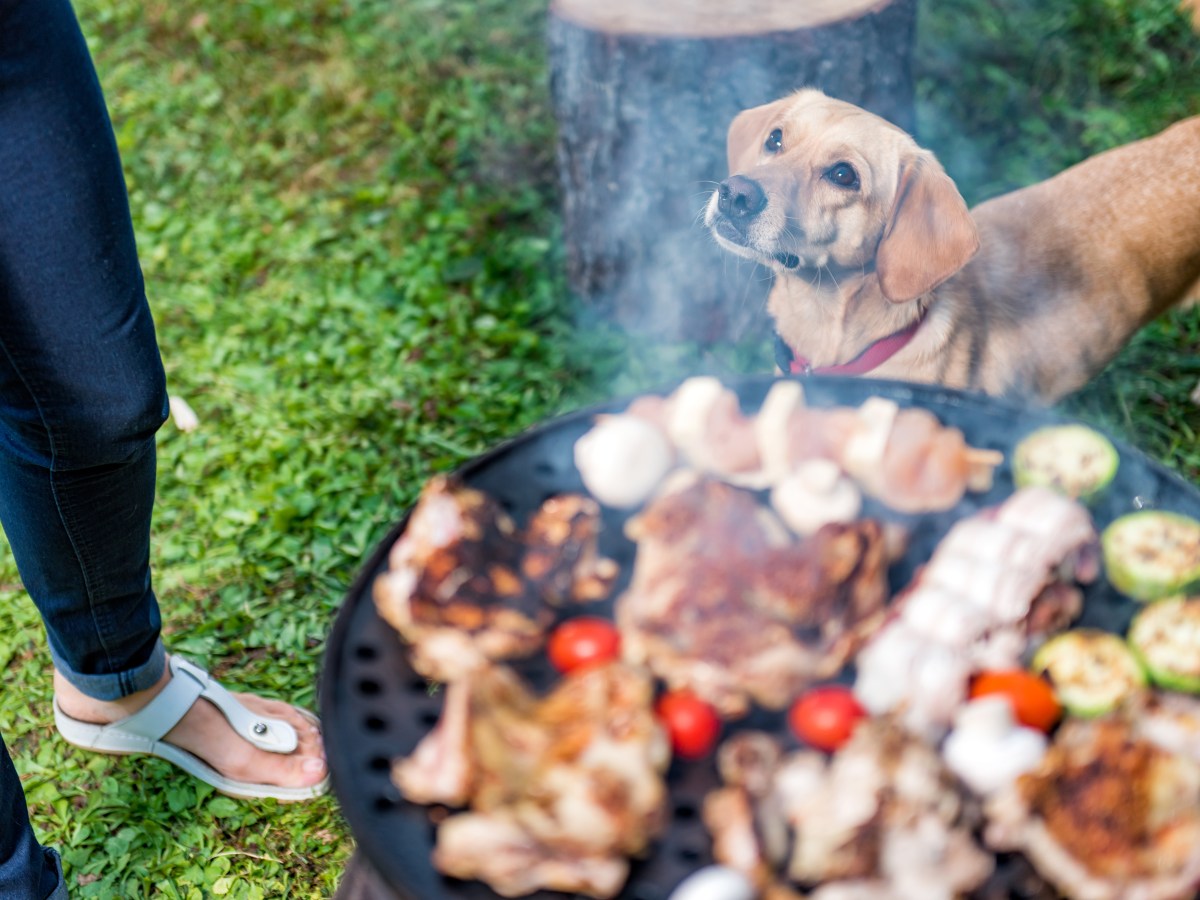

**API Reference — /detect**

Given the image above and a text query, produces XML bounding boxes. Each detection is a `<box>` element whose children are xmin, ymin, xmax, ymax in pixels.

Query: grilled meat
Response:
<box><xmin>521</xmin><ymin>494</ymin><xmax>619</xmax><ymax>604</ymax></box>
<box><xmin>617</xmin><ymin>476</ymin><xmax>891</xmax><ymax>717</ymax></box>
<box><xmin>571</xmin><ymin>378</ymin><xmax>1002</xmax><ymax>513</ymax></box>
<box><xmin>374</xmin><ymin>475</ymin><xmax>545</xmax><ymax>681</ymax></box>
<box><xmin>985</xmin><ymin>714</ymin><xmax>1200</xmax><ymax>900</ymax></box>
<box><xmin>705</xmin><ymin>723</ymin><xmax>993</xmax><ymax>898</ymax></box>
<box><xmin>394</xmin><ymin>661</ymin><xmax>671</xmax><ymax>899</ymax></box>
<box><xmin>374</xmin><ymin>476</ymin><xmax>616</xmax><ymax>681</ymax></box>
<box><xmin>434</xmin><ymin>814</ymin><xmax>631</xmax><ymax>898</ymax></box>
<box><xmin>854</xmin><ymin>486</ymin><xmax>1097</xmax><ymax>739</ymax></box>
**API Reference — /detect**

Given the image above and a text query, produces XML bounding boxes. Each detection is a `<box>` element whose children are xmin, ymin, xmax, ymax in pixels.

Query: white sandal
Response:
<box><xmin>54</xmin><ymin>656</ymin><xmax>330</xmax><ymax>802</ymax></box>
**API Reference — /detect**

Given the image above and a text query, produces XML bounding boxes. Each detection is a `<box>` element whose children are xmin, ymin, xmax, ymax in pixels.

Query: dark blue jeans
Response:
<box><xmin>1</xmin><ymin>0</ymin><xmax>170</xmax><ymax>895</ymax></box>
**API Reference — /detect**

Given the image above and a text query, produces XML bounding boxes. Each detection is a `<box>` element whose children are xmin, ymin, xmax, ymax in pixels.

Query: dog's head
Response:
<box><xmin>705</xmin><ymin>89</ymin><xmax>979</xmax><ymax>303</ymax></box>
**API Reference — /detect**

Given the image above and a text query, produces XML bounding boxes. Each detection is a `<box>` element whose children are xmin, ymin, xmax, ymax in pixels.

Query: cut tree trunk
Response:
<box><xmin>548</xmin><ymin>0</ymin><xmax>917</xmax><ymax>344</ymax></box>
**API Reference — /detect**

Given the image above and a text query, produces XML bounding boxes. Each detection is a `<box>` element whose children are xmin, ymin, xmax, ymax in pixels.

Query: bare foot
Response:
<box><xmin>53</xmin><ymin>658</ymin><xmax>327</xmax><ymax>792</ymax></box>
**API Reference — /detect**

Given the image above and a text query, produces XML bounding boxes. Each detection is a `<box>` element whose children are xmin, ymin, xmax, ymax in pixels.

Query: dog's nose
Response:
<box><xmin>717</xmin><ymin>175</ymin><xmax>767</xmax><ymax>223</ymax></box>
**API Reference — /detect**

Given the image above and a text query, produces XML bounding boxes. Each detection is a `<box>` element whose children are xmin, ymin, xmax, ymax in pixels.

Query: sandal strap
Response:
<box><xmin>106</xmin><ymin>656</ymin><xmax>299</xmax><ymax>754</ymax></box>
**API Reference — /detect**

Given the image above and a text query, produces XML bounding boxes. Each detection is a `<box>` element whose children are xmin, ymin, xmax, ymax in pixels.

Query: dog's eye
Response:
<box><xmin>825</xmin><ymin>162</ymin><xmax>860</xmax><ymax>189</ymax></box>
<box><xmin>763</xmin><ymin>128</ymin><xmax>783</xmax><ymax>154</ymax></box>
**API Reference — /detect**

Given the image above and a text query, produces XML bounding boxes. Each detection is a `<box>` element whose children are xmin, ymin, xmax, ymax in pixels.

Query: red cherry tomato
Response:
<box><xmin>788</xmin><ymin>685</ymin><xmax>867</xmax><ymax>752</ymax></box>
<box><xmin>547</xmin><ymin>617</ymin><xmax>621</xmax><ymax>674</ymax></box>
<box><xmin>656</xmin><ymin>690</ymin><xmax>722</xmax><ymax>760</ymax></box>
<box><xmin>969</xmin><ymin>669</ymin><xmax>1062</xmax><ymax>733</ymax></box>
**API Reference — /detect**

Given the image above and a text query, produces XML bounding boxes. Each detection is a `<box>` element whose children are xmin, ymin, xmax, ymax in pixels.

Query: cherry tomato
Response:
<box><xmin>788</xmin><ymin>685</ymin><xmax>867</xmax><ymax>752</ymax></box>
<box><xmin>547</xmin><ymin>617</ymin><xmax>621</xmax><ymax>674</ymax></box>
<box><xmin>656</xmin><ymin>690</ymin><xmax>722</xmax><ymax>760</ymax></box>
<box><xmin>969</xmin><ymin>669</ymin><xmax>1062</xmax><ymax>733</ymax></box>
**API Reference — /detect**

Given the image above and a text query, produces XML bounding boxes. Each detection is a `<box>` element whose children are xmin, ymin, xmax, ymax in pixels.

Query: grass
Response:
<box><xmin>0</xmin><ymin>0</ymin><xmax>1196</xmax><ymax>897</ymax></box>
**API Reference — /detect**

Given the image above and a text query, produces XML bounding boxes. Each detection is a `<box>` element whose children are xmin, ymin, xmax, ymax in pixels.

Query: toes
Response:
<box><xmin>244</xmin><ymin>747</ymin><xmax>327</xmax><ymax>788</ymax></box>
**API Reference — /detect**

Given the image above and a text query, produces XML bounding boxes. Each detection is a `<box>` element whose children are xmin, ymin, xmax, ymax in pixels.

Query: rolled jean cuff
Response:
<box><xmin>48</xmin><ymin>638</ymin><xmax>166</xmax><ymax>701</ymax></box>
<box><xmin>43</xmin><ymin>847</ymin><xmax>68</xmax><ymax>900</ymax></box>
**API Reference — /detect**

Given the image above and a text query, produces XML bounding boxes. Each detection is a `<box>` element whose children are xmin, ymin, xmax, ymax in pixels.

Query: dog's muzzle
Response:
<box><xmin>712</xmin><ymin>175</ymin><xmax>799</xmax><ymax>269</ymax></box>
<box><xmin>716</xmin><ymin>175</ymin><xmax>767</xmax><ymax>233</ymax></box>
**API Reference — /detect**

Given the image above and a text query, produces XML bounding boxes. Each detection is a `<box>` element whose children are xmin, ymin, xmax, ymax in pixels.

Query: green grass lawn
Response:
<box><xmin>1</xmin><ymin>0</ymin><xmax>1196</xmax><ymax>897</ymax></box>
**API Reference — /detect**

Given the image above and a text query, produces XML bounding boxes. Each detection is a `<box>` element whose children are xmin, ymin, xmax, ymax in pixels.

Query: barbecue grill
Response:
<box><xmin>319</xmin><ymin>374</ymin><xmax>1200</xmax><ymax>900</ymax></box>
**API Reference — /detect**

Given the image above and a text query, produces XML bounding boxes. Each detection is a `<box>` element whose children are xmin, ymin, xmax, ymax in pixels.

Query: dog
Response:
<box><xmin>705</xmin><ymin>89</ymin><xmax>1200</xmax><ymax>403</ymax></box>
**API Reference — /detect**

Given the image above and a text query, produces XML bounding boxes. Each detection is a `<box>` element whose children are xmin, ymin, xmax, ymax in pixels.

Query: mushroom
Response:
<box><xmin>667</xmin><ymin>866</ymin><xmax>756</xmax><ymax>900</ymax></box>
<box><xmin>574</xmin><ymin>414</ymin><xmax>676</xmax><ymax>508</ymax></box>
<box><xmin>769</xmin><ymin>459</ymin><xmax>862</xmax><ymax>536</ymax></box>
<box><xmin>942</xmin><ymin>696</ymin><xmax>1047</xmax><ymax>795</ymax></box>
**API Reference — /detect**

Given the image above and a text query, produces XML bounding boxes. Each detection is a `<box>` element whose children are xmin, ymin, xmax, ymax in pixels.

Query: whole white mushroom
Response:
<box><xmin>574</xmin><ymin>414</ymin><xmax>676</xmax><ymax>508</ymax></box>
<box><xmin>770</xmin><ymin>459</ymin><xmax>862</xmax><ymax>536</ymax></box>
<box><xmin>943</xmin><ymin>696</ymin><xmax>1048</xmax><ymax>795</ymax></box>
<box><xmin>667</xmin><ymin>866</ymin><xmax>756</xmax><ymax>900</ymax></box>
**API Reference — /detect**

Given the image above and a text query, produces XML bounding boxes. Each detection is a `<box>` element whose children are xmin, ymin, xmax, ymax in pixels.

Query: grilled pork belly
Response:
<box><xmin>617</xmin><ymin>475</ymin><xmax>891</xmax><ymax>717</ymax></box>
<box><xmin>985</xmin><ymin>714</ymin><xmax>1200</xmax><ymax>900</ymax></box>
<box><xmin>705</xmin><ymin>723</ymin><xmax>993</xmax><ymax>898</ymax></box>
<box><xmin>393</xmin><ymin>661</ymin><xmax>669</xmax><ymax>898</ymax></box>
<box><xmin>854</xmin><ymin>486</ymin><xmax>1097</xmax><ymax>739</ymax></box>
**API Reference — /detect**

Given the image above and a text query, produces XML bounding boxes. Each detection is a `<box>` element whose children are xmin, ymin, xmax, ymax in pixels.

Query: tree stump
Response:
<box><xmin>548</xmin><ymin>0</ymin><xmax>917</xmax><ymax>344</ymax></box>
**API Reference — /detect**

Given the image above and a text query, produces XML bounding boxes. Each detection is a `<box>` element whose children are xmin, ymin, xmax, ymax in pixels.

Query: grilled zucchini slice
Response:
<box><xmin>1031</xmin><ymin>629</ymin><xmax>1146</xmax><ymax>717</ymax></box>
<box><xmin>1128</xmin><ymin>597</ymin><xmax>1200</xmax><ymax>693</ymax></box>
<box><xmin>1102</xmin><ymin>510</ymin><xmax>1200</xmax><ymax>602</ymax></box>
<box><xmin>1012</xmin><ymin>424</ymin><xmax>1118</xmax><ymax>502</ymax></box>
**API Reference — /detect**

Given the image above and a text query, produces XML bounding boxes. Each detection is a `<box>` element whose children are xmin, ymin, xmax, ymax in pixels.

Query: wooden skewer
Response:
<box><xmin>965</xmin><ymin>447</ymin><xmax>1005</xmax><ymax>466</ymax></box>
<box><xmin>965</xmin><ymin>447</ymin><xmax>1006</xmax><ymax>493</ymax></box>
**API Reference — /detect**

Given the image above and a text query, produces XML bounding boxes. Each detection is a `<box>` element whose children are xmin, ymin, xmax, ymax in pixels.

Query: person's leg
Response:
<box><xmin>1</xmin><ymin>739</ymin><xmax>66</xmax><ymax>900</ymax></box>
<box><xmin>0</xmin><ymin>0</ymin><xmax>325</xmax><ymax>800</ymax></box>
<box><xmin>0</xmin><ymin>0</ymin><xmax>163</xmax><ymax>892</ymax></box>
<box><xmin>0</xmin><ymin>0</ymin><xmax>168</xmax><ymax>699</ymax></box>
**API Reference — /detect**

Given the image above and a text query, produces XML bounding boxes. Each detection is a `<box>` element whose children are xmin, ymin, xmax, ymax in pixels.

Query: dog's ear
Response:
<box><xmin>876</xmin><ymin>152</ymin><xmax>980</xmax><ymax>303</ymax></box>
<box><xmin>726</xmin><ymin>100</ymin><xmax>786</xmax><ymax>174</ymax></box>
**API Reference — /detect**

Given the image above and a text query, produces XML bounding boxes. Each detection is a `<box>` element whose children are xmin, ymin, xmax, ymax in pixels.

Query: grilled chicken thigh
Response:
<box><xmin>374</xmin><ymin>476</ymin><xmax>615</xmax><ymax>681</ymax></box>
<box><xmin>393</xmin><ymin>662</ymin><xmax>670</xmax><ymax>898</ymax></box>
<box><xmin>985</xmin><ymin>712</ymin><xmax>1200</xmax><ymax>900</ymax></box>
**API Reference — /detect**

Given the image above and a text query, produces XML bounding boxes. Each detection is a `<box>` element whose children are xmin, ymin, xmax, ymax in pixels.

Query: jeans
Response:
<box><xmin>1</xmin><ymin>0</ymin><xmax>170</xmax><ymax>895</ymax></box>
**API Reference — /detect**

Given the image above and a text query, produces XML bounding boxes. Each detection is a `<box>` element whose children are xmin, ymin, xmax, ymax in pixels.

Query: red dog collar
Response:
<box><xmin>787</xmin><ymin>316</ymin><xmax>924</xmax><ymax>376</ymax></box>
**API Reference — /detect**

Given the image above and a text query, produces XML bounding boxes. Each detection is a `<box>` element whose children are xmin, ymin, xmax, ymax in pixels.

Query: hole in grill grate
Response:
<box><xmin>364</xmin><ymin>715</ymin><xmax>387</xmax><ymax>732</ymax></box>
<box><xmin>358</xmin><ymin>678</ymin><xmax>382</xmax><ymax>696</ymax></box>
<box><xmin>417</xmin><ymin>709</ymin><xmax>439</xmax><ymax>728</ymax></box>
<box><xmin>672</xmin><ymin>801</ymin><xmax>697</xmax><ymax>821</ymax></box>
<box><xmin>355</xmin><ymin>644</ymin><xmax>378</xmax><ymax>661</ymax></box>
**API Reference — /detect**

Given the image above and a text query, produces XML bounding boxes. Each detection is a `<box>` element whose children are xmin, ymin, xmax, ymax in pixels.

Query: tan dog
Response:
<box><xmin>705</xmin><ymin>89</ymin><xmax>1200</xmax><ymax>403</ymax></box>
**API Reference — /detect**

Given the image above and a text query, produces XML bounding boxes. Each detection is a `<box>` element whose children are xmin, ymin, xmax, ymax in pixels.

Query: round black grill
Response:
<box><xmin>320</xmin><ymin>375</ymin><xmax>1200</xmax><ymax>900</ymax></box>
